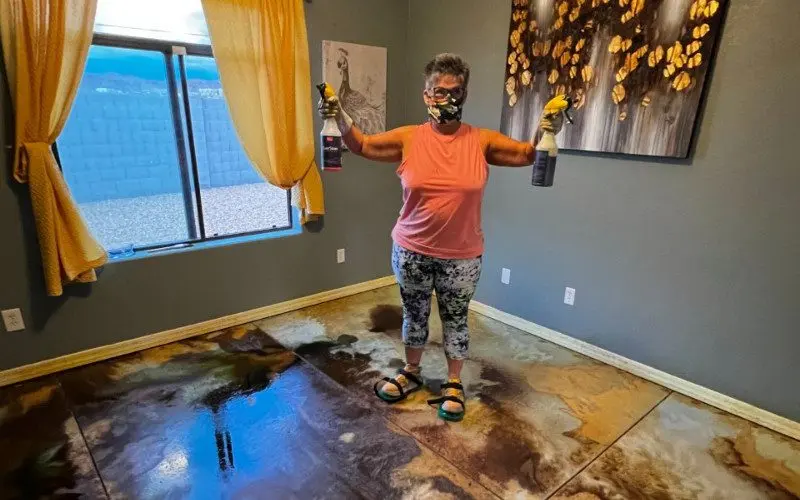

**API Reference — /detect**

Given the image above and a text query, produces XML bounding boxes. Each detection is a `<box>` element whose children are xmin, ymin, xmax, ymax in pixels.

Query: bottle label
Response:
<box><xmin>322</xmin><ymin>135</ymin><xmax>343</xmax><ymax>170</ymax></box>
<box><xmin>532</xmin><ymin>150</ymin><xmax>556</xmax><ymax>187</ymax></box>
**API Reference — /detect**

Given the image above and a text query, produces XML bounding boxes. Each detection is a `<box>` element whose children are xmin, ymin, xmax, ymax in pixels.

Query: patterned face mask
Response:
<box><xmin>425</xmin><ymin>87</ymin><xmax>465</xmax><ymax>124</ymax></box>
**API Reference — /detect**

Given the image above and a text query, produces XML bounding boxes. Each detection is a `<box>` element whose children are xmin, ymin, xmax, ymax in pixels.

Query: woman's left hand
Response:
<box><xmin>539</xmin><ymin>110</ymin><xmax>564</xmax><ymax>135</ymax></box>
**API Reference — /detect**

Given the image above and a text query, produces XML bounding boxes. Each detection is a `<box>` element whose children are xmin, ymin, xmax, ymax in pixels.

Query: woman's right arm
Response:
<box><xmin>342</xmin><ymin>124</ymin><xmax>415</xmax><ymax>163</ymax></box>
<box><xmin>320</xmin><ymin>95</ymin><xmax>412</xmax><ymax>163</ymax></box>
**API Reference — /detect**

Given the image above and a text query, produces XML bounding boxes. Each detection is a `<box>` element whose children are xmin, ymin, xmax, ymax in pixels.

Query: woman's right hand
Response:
<box><xmin>318</xmin><ymin>95</ymin><xmax>341</xmax><ymax>119</ymax></box>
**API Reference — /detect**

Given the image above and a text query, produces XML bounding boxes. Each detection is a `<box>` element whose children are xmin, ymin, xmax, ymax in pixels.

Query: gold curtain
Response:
<box><xmin>1</xmin><ymin>0</ymin><xmax>106</xmax><ymax>297</ymax></box>
<box><xmin>201</xmin><ymin>0</ymin><xmax>324</xmax><ymax>224</ymax></box>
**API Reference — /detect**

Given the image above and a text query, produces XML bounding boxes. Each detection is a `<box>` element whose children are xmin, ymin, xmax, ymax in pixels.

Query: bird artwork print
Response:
<box><xmin>327</xmin><ymin>44</ymin><xmax>386</xmax><ymax>135</ymax></box>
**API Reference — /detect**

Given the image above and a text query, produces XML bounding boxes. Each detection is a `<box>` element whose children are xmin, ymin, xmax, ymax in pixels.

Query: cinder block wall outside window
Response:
<box><xmin>60</xmin><ymin>74</ymin><xmax>262</xmax><ymax>203</ymax></box>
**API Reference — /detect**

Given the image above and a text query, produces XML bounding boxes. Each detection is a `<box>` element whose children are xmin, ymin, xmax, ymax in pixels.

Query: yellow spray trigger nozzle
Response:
<box><xmin>544</xmin><ymin>94</ymin><xmax>574</xmax><ymax>124</ymax></box>
<box><xmin>317</xmin><ymin>82</ymin><xmax>336</xmax><ymax>99</ymax></box>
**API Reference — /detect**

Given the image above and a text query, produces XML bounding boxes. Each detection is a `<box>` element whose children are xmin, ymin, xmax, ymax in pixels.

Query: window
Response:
<box><xmin>58</xmin><ymin>0</ymin><xmax>292</xmax><ymax>255</ymax></box>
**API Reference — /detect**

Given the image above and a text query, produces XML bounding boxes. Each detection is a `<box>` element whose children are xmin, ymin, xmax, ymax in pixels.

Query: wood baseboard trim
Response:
<box><xmin>0</xmin><ymin>276</ymin><xmax>397</xmax><ymax>389</ymax></box>
<box><xmin>469</xmin><ymin>300</ymin><xmax>800</xmax><ymax>441</ymax></box>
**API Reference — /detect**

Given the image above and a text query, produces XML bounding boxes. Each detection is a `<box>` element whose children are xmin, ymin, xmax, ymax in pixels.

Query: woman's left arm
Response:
<box><xmin>480</xmin><ymin>129</ymin><xmax>537</xmax><ymax>167</ymax></box>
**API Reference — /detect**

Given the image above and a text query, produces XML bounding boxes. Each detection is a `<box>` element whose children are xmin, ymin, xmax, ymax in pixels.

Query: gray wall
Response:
<box><xmin>407</xmin><ymin>0</ymin><xmax>800</xmax><ymax>421</ymax></box>
<box><xmin>3</xmin><ymin>0</ymin><xmax>797</xmax><ymax>423</ymax></box>
<box><xmin>0</xmin><ymin>0</ymin><xmax>406</xmax><ymax>371</ymax></box>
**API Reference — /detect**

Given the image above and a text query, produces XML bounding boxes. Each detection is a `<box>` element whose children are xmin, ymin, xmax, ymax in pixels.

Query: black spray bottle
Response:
<box><xmin>532</xmin><ymin>95</ymin><xmax>573</xmax><ymax>187</ymax></box>
<box><xmin>317</xmin><ymin>83</ymin><xmax>343</xmax><ymax>171</ymax></box>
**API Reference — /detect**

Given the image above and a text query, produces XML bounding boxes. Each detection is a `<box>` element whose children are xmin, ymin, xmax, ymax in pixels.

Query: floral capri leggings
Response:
<box><xmin>391</xmin><ymin>243</ymin><xmax>482</xmax><ymax>360</ymax></box>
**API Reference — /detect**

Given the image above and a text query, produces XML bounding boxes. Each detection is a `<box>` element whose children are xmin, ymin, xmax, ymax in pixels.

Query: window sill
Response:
<box><xmin>106</xmin><ymin>222</ymin><xmax>302</xmax><ymax>263</ymax></box>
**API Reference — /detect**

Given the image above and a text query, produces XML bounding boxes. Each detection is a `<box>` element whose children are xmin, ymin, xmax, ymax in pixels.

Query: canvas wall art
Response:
<box><xmin>323</xmin><ymin>40</ymin><xmax>387</xmax><ymax>135</ymax></box>
<box><xmin>501</xmin><ymin>0</ymin><xmax>727</xmax><ymax>157</ymax></box>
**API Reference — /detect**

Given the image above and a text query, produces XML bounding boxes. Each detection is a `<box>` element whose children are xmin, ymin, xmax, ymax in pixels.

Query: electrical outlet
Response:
<box><xmin>337</xmin><ymin>248</ymin><xmax>346</xmax><ymax>264</ymax></box>
<box><xmin>501</xmin><ymin>268</ymin><xmax>511</xmax><ymax>285</ymax></box>
<box><xmin>2</xmin><ymin>308</ymin><xmax>25</xmax><ymax>332</ymax></box>
<box><xmin>564</xmin><ymin>287</ymin><xmax>576</xmax><ymax>306</ymax></box>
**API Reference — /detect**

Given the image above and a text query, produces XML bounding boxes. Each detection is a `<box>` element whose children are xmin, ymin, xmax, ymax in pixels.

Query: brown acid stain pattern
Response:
<box><xmin>392</xmin><ymin>396</ymin><xmax>568</xmax><ymax>498</ymax></box>
<box><xmin>554</xmin><ymin>446</ymin><xmax>687</xmax><ymax>500</ymax></box>
<box><xmin>523</xmin><ymin>363</ymin><xmax>668</xmax><ymax>445</ymax></box>
<box><xmin>106</xmin><ymin>339</ymin><xmax>220</xmax><ymax>380</ymax></box>
<box><xmin>0</xmin><ymin>380</ymin><xmax>106</xmax><ymax>499</ymax></box>
<box><xmin>14</xmin><ymin>384</ymin><xmax>58</xmax><ymax>416</ymax></box>
<box><xmin>1</xmin><ymin>381</ymin><xmax>58</xmax><ymax>421</ymax></box>
<box><xmin>389</xmin><ymin>423</ymin><xmax>497</xmax><ymax>499</ymax></box>
<box><xmin>554</xmin><ymin>394</ymin><xmax>800</xmax><ymax>500</ymax></box>
<box><xmin>676</xmin><ymin>394</ymin><xmax>800</xmax><ymax>498</ymax></box>
<box><xmin>556</xmin><ymin>494</ymin><xmax>603</xmax><ymax>500</ymax></box>
<box><xmin>260</xmin><ymin>291</ymin><xmax>673</xmax><ymax>498</ymax></box>
<box><xmin>302</xmin><ymin>294</ymin><xmax>392</xmax><ymax>331</ymax></box>
<box><xmin>252</xmin><ymin>288</ymin><xmax>800</xmax><ymax>499</ymax></box>
<box><xmin>472</xmin><ymin>358</ymin><xmax>599</xmax><ymax>472</ymax></box>
<box><xmin>368</xmin><ymin>304</ymin><xmax>404</xmax><ymax>333</ymax></box>
<box><xmin>710</xmin><ymin>426</ymin><xmax>800</xmax><ymax>497</ymax></box>
<box><xmin>294</xmin><ymin>338</ymin><xmax>385</xmax><ymax>391</ymax></box>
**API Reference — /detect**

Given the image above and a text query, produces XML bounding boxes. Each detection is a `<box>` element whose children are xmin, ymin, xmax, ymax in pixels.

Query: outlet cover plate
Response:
<box><xmin>2</xmin><ymin>308</ymin><xmax>25</xmax><ymax>332</ymax></box>
<box><xmin>564</xmin><ymin>287</ymin><xmax>576</xmax><ymax>306</ymax></box>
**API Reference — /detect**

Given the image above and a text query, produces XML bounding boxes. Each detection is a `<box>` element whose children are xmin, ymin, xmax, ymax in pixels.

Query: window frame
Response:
<box><xmin>58</xmin><ymin>32</ymin><xmax>293</xmax><ymax>254</ymax></box>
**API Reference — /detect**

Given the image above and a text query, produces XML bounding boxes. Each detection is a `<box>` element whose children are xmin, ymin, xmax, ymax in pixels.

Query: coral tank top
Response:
<box><xmin>392</xmin><ymin>123</ymin><xmax>489</xmax><ymax>259</ymax></box>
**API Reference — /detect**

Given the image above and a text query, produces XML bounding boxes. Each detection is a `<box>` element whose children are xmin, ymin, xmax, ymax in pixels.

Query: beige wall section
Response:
<box><xmin>0</xmin><ymin>0</ymin><xmax>407</xmax><ymax>371</ymax></box>
<box><xmin>406</xmin><ymin>0</ymin><xmax>800</xmax><ymax>422</ymax></box>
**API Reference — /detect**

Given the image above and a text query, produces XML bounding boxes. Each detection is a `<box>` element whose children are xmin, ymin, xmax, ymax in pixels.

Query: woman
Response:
<box><xmin>319</xmin><ymin>53</ymin><xmax>562</xmax><ymax>422</ymax></box>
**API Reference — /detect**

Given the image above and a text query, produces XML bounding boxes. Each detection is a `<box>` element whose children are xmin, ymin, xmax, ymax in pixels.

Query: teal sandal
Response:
<box><xmin>428</xmin><ymin>381</ymin><xmax>466</xmax><ymax>422</ymax></box>
<box><xmin>373</xmin><ymin>369</ymin><xmax>423</xmax><ymax>404</ymax></box>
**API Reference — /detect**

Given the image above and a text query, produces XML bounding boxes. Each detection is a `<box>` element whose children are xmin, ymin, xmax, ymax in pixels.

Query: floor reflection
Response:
<box><xmin>213</xmin><ymin>409</ymin><xmax>234</xmax><ymax>473</ymax></box>
<box><xmin>52</xmin><ymin>324</ymin><xmax>490</xmax><ymax>498</ymax></box>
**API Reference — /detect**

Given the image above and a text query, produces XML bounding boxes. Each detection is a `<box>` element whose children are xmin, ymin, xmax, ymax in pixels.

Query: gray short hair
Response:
<box><xmin>424</xmin><ymin>53</ymin><xmax>470</xmax><ymax>88</ymax></box>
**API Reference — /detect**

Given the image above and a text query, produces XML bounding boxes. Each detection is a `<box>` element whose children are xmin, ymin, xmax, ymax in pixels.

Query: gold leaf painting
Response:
<box><xmin>500</xmin><ymin>0</ymin><xmax>728</xmax><ymax>157</ymax></box>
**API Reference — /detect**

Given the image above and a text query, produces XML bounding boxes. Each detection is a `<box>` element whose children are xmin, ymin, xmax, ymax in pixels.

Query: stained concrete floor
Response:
<box><xmin>1</xmin><ymin>286</ymin><xmax>798</xmax><ymax>499</ymax></box>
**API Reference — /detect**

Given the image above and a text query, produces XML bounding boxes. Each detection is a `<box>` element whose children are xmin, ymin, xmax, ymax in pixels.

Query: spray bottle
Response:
<box><xmin>532</xmin><ymin>95</ymin><xmax>573</xmax><ymax>187</ymax></box>
<box><xmin>317</xmin><ymin>82</ymin><xmax>343</xmax><ymax>171</ymax></box>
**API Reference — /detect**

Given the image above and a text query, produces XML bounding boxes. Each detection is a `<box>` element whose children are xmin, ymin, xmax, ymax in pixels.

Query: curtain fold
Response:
<box><xmin>1</xmin><ymin>0</ymin><xmax>106</xmax><ymax>297</ymax></box>
<box><xmin>201</xmin><ymin>0</ymin><xmax>324</xmax><ymax>224</ymax></box>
